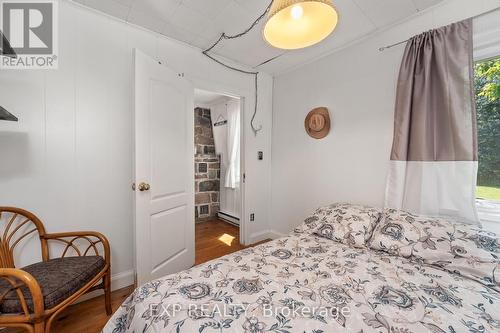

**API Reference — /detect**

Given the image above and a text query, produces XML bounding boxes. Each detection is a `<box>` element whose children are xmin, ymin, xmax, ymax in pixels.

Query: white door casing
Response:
<box><xmin>134</xmin><ymin>49</ymin><xmax>194</xmax><ymax>285</ymax></box>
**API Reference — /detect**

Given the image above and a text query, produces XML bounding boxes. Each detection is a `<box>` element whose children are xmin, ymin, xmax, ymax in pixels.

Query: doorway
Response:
<box><xmin>193</xmin><ymin>89</ymin><xmax>243</xmax><ymax>264</ymax></box>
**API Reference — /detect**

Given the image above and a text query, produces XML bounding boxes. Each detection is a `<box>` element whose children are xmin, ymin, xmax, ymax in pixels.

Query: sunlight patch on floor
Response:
<box><xmin>218</xmin><ymin>233</ymin><xmax>235</xmax><ymax>246</ymax></box>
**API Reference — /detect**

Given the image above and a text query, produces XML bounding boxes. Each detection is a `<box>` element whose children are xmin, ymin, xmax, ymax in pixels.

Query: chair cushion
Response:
<box><xmin>0</xmin><ymin>256</ymin><xmax>105</xmax><ymax>313</ymax></box>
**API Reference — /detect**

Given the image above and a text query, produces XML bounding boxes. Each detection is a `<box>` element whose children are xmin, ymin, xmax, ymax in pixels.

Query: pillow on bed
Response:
<box><xmin>295</xmin><ymin>203</ymin><xmax>382</xmax><ymax>248</ymax></box>
<box><xmin>370</xmin><ymin>208</ymin><xmax>500</xmax><ymax>288</ymax></box>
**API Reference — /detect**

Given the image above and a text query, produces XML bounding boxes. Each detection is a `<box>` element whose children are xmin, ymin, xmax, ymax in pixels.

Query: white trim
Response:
<box><xmin>249</xmin><ymin>229</ymin><xmax>285</xmax><ymax>244</ymax></box>
<box><xmin>190</xmin><ymin>79</ymin><xmax>250</xmax><ymax>246</ymax></box>
<box><xmin>474</xmin><ymin>28</ymin><xmax>500</xmax><ymax>61</ymax></box>
<box><xmin>217</xmin><ymin>212</ymin><xmax>240</xmax><ymax>226</ymax></box>
<box><xmin>76</xmin><ymin>269</ymin><xmax>135</xmax><ymax>303</ymax></box>
<box><xmin>473</xmin><ymin>8</ymin><xmax>500</xmax><ymax>61</ymax></box>
<box><xmin>267</xmin><ymin>230</ymin><xmax>286</xmax><ymax>239</ymax></box>
<box><xmin>473</xmin><ymin>9</ymin><xmax>500</xmax><ymax>225</ymax></box>
<box><xmin>109</xmin><ymin>269</ymin><xmax>136</xmax><ymax>290</ymax></box>
<box><xmin>477</xmin><ymin>199</ymin><xmax>500</xmax><ymax>224</ymax></box>
<box><xmin>239</xmin><ymin>95</ymin><xmax>247</xmax><ymax>245</ymax></box>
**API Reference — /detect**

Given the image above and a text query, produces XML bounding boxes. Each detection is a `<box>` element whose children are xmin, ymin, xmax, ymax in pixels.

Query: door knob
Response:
<box><xmin>138</xmin><ymin>182</ymin><xmax>151</xmax><ymax>192</ymax></box>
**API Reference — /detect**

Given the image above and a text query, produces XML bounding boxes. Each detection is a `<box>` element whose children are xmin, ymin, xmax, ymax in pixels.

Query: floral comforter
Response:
<box><xmin>103</xmin><ymin>233</ymin><xmax>500</xmax><ymax>333</ymax></box>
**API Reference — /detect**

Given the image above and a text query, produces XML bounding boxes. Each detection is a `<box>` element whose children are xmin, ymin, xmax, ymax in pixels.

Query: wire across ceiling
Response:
<box><xmin>202</xmin><ymin>0</ymin><xmax>278</xmax><ymax>136</ymax></box>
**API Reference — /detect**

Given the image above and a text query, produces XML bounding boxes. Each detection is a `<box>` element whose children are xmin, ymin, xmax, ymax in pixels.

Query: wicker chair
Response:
<box><xmin>0</xmin><ymin>207</ymin><xmax>111</xmax><ymax>333</ymax></box>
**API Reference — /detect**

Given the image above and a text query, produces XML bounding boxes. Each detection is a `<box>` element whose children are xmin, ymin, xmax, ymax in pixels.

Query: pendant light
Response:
<box><xmin>263</xmin><ymin>0</ymin><xmax>338</xmax><ymax>50</ymax></box>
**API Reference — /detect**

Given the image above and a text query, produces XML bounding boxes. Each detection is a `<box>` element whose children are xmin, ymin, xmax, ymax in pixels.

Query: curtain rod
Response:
<box><xmin>379</xmin><ymin>6</ymin><xmax>500</xmax><ymax>51</ymax></box>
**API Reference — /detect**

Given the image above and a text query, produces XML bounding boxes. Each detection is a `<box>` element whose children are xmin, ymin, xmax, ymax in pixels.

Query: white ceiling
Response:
<box><xmin>194</xmin><ymin>89</ymin><xmax>234</xmax><ymax>106</ymax></box>
<box><xmin>73</xmin><ymin>0</ymin><xmax>445</xmax><ymax>74</ymax></box>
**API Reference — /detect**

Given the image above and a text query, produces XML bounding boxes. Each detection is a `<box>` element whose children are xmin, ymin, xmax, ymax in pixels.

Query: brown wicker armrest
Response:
<box><xmin>42</xmin><ymin>231</ymin><xmax>111</xmax><ymax>263</ymax></box>
<box><xmin>0</xmin><ymin>268</ymin><xmax>44</xmax><ymax>318</ymax></box>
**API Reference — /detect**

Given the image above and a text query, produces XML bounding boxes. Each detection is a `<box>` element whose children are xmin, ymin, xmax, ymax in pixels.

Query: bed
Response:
<box><xmin>103</xmin><ymin>204</ymin><xmax>500</xmax><ymax>333</ymax></box>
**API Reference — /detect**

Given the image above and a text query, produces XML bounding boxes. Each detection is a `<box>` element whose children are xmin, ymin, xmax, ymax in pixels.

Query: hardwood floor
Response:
<box><xmin>195</xmin><ymin>218</ymin><xmax>268</xmax><ymax>265</ymax></box>
<box><xmin>47</xmin><ymin>286</ymin><xmax>133</xmax><ymax>333</ymax></box>
<box><xmin>3</xmin><ymin>286</ymin><xmax>134</xmax><ymax>333</ymax></box>
<box><xmin>4</xmin><ymin>219</ymin><xmax>270</xmax><ymax>333</ymax></box>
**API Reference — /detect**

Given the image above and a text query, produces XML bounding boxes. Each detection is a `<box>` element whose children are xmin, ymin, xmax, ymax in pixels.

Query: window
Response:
<box><xmin>474</xmin><ymin>56</ymin><xmax>500</xmax><ymax>223</ymax></box>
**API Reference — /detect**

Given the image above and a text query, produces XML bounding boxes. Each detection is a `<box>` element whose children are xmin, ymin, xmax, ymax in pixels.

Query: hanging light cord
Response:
<box><xmin>202</xmin><ymin>1</ymin><xmax>274</xmax><ymax>135</ymax></box>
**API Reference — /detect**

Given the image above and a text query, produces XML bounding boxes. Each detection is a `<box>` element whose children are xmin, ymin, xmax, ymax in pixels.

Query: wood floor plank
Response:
<box><xmin>3</xmin><ymin>219</ymin><xmax>271</xmax><ymax>332</ymax></box>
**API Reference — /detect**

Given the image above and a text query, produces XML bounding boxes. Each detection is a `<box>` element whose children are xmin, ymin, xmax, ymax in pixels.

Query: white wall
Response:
<box><xmin>0</xmin><ymin>0</ymin><xmax>273</xmax><ymax>288</ymax></box>
<box><xmin>210</xmin><ymin>97</ymin><xmax>242</xmax><ymax>220</ymax></box>
<box><xmin>271</xmin><ymin>0</ymin><xmax>500</xmax><ymax>235</ymax></box>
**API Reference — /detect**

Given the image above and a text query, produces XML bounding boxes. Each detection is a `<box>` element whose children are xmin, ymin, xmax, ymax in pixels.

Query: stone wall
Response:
<box><xmin>195</xmin><ymin>155</ymin><xmax>220</xmax><ymax>221</ymax></box>
<box><xmin>195</xmin><ymin>107</ymin><xmax>216</xmax><ymax>155</ymax></box>
<box><xmin>194</xmin><ymin>107</ymin><xmax>220</xmax><ymax>221</ymax></box>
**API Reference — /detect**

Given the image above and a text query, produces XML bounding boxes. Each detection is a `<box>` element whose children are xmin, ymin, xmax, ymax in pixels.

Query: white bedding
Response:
<box><xmin>103</xmin><ymin>232</ymin><xmax>500</xmax><ymax>332</ymax></box>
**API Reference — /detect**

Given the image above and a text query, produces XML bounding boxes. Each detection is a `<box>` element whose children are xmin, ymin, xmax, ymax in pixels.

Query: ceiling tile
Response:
<box><xmin>72</xmin><ymin>0</ymin><xmax>446</xmax><ymax>74</ymax></box>
<box><xmin>128</xmin><ymin>8</ymin><xmax>167</xmax><ymax>34</ymax></box>
<box><xmin>353</xmin><ymin>0</ymin><xmax>417</xmax><ymax>27</ymax></box>
<box><xmin>111</xmin><ymin>0</ymin><xmax>134</xmax><ymax>8</ymax></box>
<box><xmin>211</xmin><ymin>24</ymin><xmax>284</xmax><ymax>68</ymax></box>
<box><xmin>130</xmin><ymin>0</ymin><xmax>181</xmax><ymax>22</ymax></box>
<box><xmin>169</xmin><ymin>4</ymin><xmax>218</xmax><ymax>36</ymax></box>
<box><xmin>212</xmin><ymin>1</ymin><xmax>268</xmax><ymax>36</ymax></box>
<box><xmin>233</xmin><ymin>0</ymin><xmax>271</xmax><ymax>19</ymax></box>
<box><xmin>191</xmin><ymin>34</ymin><xmax>220</xmax><ymax>50</ymax></box>
<box><xmin>162</xmin><ymin>22</ymin><xmax>199</xmax><ymax>45</ymax></box>
<box><xmin>180</xmin><ymin>0</ymin><xmax>233</xmax><ymax>19</ymax></box>
<box><xmin>259</xmin><ymin>0</ymin><xmax>376</xmax><ymax>73</ymax></box>
<box><xmin>84</xmin><ymin>0</ymin><xmax>130</xmax><ymax>21</ymax></box>
<box><xmin>411</xmin><ymin>0</ymin><xmax>444</xmax><ymax>11</ymax></box>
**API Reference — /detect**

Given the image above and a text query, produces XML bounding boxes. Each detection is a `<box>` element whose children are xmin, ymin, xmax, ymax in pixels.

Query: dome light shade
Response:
<box><xmin>263</xmin><ymin>0</ymin><xmax>338</xmax><ymax>50</ymax></box>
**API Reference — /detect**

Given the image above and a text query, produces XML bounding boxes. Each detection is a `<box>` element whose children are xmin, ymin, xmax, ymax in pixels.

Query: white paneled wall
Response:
<box><xmin>0</xmin><ymin>0</ymin><xmax>273</xmax><ymax>287</ymax></box>
<box><xmin>210</xmin><ymin>97</ymin><xmax>241</xmax><ymax>221</ymax></box>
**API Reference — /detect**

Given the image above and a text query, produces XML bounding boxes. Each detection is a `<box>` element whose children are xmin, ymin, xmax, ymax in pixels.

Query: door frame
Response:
<box><xmin>191</xmin><ymin>78</ymin><xmax>249</xmax><ymax>246</ymax></box>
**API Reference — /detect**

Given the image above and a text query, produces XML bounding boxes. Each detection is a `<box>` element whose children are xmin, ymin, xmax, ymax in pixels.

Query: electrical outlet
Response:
<box><xmin>258</xmin><ymin>151</ymin><xmax>263</xmax><ymax>160</ymax></box>
<box><xmin>250</xmin><ymin>213</ymin><xmax>255</xmax><ymax>221</ymax></box>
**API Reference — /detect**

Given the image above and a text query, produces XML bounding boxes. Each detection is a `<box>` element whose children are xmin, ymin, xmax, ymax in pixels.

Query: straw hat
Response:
<box><xmin>305</xmin><ymin>107</ymin><xmax>330</xmax><ymax>139</ymax></box>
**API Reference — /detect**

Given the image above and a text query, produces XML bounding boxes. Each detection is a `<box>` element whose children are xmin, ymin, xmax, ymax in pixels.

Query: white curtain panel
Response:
<box><xmin>225</xmin><ymin>101</ymin><xmax>240</xmax><ymax>189</ymax></box>
<box><xmin>385</xmin><ymin>161</ymin><xmax>479</xmax><ymax>224</ymax></box>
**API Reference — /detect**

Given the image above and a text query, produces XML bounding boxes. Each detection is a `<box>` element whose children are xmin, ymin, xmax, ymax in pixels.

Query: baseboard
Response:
<box><xmin>77</xmin><ymin>269</ymin><xmax>135</xmax><ymax>303</ymax></box>
<box><xmin>110</xmin><ymin>269</ymin><xmax>135</xmax><ymax>290</ymax></box>
<box><xmin>248</xmin><ymin>229</ymin><xmax>286</xmax><ymax>244</ymax></box>
<box><xmin>267</xmin><ymin>230</ymin><xmax>287</xmax><ymax>239</ymax></box>
<box><xmin>217</xmin><ymin>212</ymin><xmax>240</xmax><ymax>226</ymax></box>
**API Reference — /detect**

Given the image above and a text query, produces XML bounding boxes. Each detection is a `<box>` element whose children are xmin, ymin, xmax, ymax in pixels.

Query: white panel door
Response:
<box><xmin>134</xmin><ymin>49</ymin><xmax>194</xmax><ymax>285</ymax></box>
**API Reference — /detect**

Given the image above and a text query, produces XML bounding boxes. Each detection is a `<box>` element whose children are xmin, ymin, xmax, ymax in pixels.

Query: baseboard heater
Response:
<box><xmin>217</xmin><ymin>212</ymin><xmax>240</xmax><ymax>226</ymax></box>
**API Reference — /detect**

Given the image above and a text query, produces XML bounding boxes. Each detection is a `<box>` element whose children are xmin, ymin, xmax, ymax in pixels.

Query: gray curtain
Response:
<box><xmin>385</xmin><ymin>19</ymin><xmax>479</xmax><ymax>224</ymax></box>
